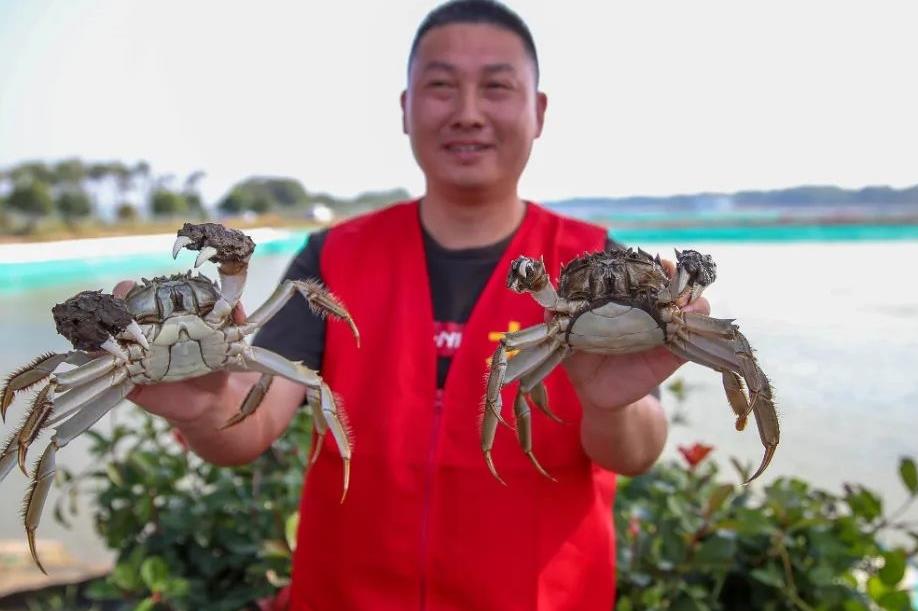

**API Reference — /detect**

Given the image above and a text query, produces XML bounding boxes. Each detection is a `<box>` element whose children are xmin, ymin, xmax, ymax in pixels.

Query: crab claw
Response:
<box><xmin>194</xmin><ymin>246</ymin><xmax>219</xmax><ymax>268</ymax></box>
<box><xmin>124</xmin><ymin>321</ymin><xmax>149</xmax><ymax>350</ymax></box>
<box><xmin>672</xmin><ymin>249</ymin><xmax>717</xmax><ymax>304</ymax></box>
<box><xmin>100</xmin><ymin>337</ymin><xmax>128</xmax><ymax>362</ymax></box>
<box><xmin>507</xmin><ymin>256</ymin><xmax>548</xmax><ymax>293</ymax></box>
<box><xmin>172</xmin><ymin>235</ymin><xmax>193</xmax><ymax>259</ymax></box>
<box><xmin>52</xmin><ymin>291</ymin><xmax>134</xmax><ymax>353</ymax></box>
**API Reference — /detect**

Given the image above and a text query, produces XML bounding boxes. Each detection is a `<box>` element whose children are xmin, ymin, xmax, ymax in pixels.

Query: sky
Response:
<box><xmin>1</xmin><ymin>0</ymin><xmax>916</xmax><ymax>206</ymax></box>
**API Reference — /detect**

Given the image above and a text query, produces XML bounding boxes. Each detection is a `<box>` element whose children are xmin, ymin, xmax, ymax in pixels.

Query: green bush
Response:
<box><xmin>27</xmin><ymin>391</ymin><xmax>917</xmax><ymax>610</ymax></box>
<box><xmin>43</xmin><ymin>409</ymin><xmax>311</xmax><ymax>610</ymax></box>
<box><xmin>614</xmin><ymin>449</ymin><xmax>918</xmax><ymax>610</ymax></box>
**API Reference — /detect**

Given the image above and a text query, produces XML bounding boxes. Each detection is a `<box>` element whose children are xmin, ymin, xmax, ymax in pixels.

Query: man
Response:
<box><xmin>123</xmin><ymin>2</ymin><xmax>708</xmax><ymax>609</ymax></box>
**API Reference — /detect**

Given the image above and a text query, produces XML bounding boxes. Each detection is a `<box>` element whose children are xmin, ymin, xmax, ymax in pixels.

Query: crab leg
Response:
<box><xmin>242</xmin><ymin>346</ymin><xmax>352</xmax><ymax>502</ymax></box>
<box><xmin>512</xmin><ymin>342</ymin><xmax>572</xmax><ymax>481</ymax></box>
<box><xmin>484</xmin><ymin>343</ymin><xmax>513</xmax><ymax>427</ymax></box>
<box><xmin>0</xmin><ymin>386</ymin><xmax>54</xmax><ymax>481</ymax></box>
<box><xmin>1</xmin><ymin>353</ymin><xmax>70</xmax><ymax>422</ymax></box>
<box><xmin>504</xmin><ymin>339</ymin><xmax>560</xmax><ymax>385</ymax></box>
<box><xmin>305</xmin><ymin>385</ymin><xmax>328</xmax><ymax>467</ymax></box>
<box><xmin>22</xmin><ymin>381</ymin><xmax>134</xmax><ymax>573</ymax></box>
<box><xmin>482</xmin><ymin>336</ymin><xmax>570</xmax><ymax>483</ymax></box>
<box><xmin>239</xmin><ymin>279</ymin><xmax>359</xmax><ymax>346</ymax></box>
<box><xmin>51</xmin><ymin>355</ymin><xmax>118</xmax><ymax>391</ymax></box>
<box><xmin>518</xmin><ymin>343</ymin><xmax>571</xmax><ymax>423</ymax></box>
<box><xmin>512</xmin><ymin>393</ymin><xmax>556</xmax><ymax>482</ymax></box>
<box><xmin>220</xmin><ymin>373</ymin><xmax>274</xmax><ymax>430</ymax></box>
<box><xmin>668</xmin><ymin>318</ymin><xmax>778</xmax><ymax>483</ymax></box>
<box><xmin>44</xmin><ymin>369</ymin><xmax>128</xmax><ymax>427</ymax></box>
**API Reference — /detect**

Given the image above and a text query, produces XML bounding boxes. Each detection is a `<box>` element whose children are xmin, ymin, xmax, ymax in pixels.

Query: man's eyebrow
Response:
<box><xmin>422</xmin><ymin>61</ymin><xmax>457</xmax><ymax>73</ymax></box>
<box><xmin>483</xmin><ymin>63</ymin><xmax>516</xmax><ymax>75</ymax></box>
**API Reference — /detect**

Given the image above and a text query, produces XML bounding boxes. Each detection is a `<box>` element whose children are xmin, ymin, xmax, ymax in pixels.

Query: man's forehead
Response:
<box><xmin>412</xmin><ymin>23</ymin><xmax>533</xmax><ymax>75</ymax></box>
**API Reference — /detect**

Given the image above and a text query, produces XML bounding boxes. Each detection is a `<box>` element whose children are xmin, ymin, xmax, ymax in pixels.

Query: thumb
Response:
<box><xmin>113</xmin><ymin>280</ymin><xmax>136</xmax><ymax>299</ymax></box>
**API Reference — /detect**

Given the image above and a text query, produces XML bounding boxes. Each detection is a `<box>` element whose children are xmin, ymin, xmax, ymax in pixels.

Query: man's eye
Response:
<box><xmin>486</xmin><ymin>81</ymin><xmax>511</xmax><ymax>89</ymax></box>
<box><xmin>428</xmin><ymin>80</ymin><xmax>454</xmax><ymax>88</ymax></box>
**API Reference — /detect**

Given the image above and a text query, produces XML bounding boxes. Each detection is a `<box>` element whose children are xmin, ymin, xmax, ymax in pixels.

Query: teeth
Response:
<box><xmin>195</xmin><ymin>246</ymin><xmax>218</xmax><ymax>268</ymax></box>
<box><xmin>100</xmin><ymin>337</ymin><xmax>129</xmax><ymax>362</ymax></box>
<box><xmin>448</xmin><ymin>144</ymin><xmax>487</xmax><ymax>152</ymax></box>
<box><xmin>125</xmin><ymin>321</ymin><xmax>150</xmax><ymax>350</ymax></box>
<box><xmin>172</xmin><ymin>236</ymin><xmax>193</xmax><ymax>259</ymax></box>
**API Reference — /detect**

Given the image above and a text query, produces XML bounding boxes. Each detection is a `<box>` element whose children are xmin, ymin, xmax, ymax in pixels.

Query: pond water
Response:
<box><xmin>1</xmin><ymin>233</ymin><xmax>916</xmax><ymax>563</ymax></box>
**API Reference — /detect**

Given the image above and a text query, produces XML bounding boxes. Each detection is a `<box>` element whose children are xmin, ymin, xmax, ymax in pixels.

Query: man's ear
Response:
<box><xmin>535</xmin><ymin>92</ymin><xmax>547</xmax><ymax>138</ymax></box>
<box><xmin>400</xmin><ymin>90</ymin><xmax>408</xmax><ymax>135</ymax></box>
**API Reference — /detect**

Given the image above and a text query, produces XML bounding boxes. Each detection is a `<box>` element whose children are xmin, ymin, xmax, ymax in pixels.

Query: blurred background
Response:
<box><xmin>1</xmin><ymin>0</ymin><xmax>916</xmax><ymax>607</ymax></box>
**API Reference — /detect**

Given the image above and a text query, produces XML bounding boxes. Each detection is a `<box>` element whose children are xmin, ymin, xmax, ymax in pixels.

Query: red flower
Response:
<box><xmin>256</xmin><ymin>585</ymin><xmax>291</xmax><ymax>611</ymax></box>
<box><xmin>628</xmin><ymin>515</ymin><xmax>640</xmax><ymax>539</ymax></box>
<box><xmin>678</xmin><ymin>443</ymin><xmax>713</xmax><ymax>468</ymax></box>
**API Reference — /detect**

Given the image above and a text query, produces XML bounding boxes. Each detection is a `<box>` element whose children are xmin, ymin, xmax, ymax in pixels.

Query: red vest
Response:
<box><xmin>289</xmin><ymin>201</ymin><xmax>614</xmax><ymax>611</ymax></box>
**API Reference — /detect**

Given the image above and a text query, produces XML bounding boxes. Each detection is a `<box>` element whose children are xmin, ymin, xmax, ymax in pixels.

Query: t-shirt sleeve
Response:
<box><xmin>251</xmin><ymin>229</ymin><xmax>329</xmax><ymax>371</ymax></box>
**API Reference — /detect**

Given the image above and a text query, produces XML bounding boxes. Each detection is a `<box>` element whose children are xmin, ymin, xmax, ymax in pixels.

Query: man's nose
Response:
<box><xmin>451</xmin><ymin>86</ymin><xmax>485</xmax><ymax>129</ymax></box>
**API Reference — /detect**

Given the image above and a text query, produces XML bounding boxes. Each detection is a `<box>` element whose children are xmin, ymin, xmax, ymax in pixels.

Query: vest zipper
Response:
<box><xmin>418</xmin><ymin>387</ymin><xmax>445</xmax><ymax>611</ymax></box>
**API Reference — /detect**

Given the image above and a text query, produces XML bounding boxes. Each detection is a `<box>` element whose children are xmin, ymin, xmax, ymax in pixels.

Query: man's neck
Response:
<box><xmin>419</xmin><ymin>188</ymin><xmax>526</xmax><ymax>250</ymax></box>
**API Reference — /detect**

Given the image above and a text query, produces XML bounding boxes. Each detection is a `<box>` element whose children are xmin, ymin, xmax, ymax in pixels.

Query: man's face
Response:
<box><xmin>402</xmin><ymin>23</ymin><xmax>546</xmax><ymax>197</ymax></box>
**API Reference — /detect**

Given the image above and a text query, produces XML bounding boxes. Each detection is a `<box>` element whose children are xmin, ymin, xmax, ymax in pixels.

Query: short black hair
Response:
<box><xmin>408</xmin><ymin>0</ymin><xmax>539</xmax><ymax>84</ymax></box>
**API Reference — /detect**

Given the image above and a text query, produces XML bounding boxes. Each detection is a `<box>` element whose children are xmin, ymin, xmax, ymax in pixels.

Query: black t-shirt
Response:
<box><xmin>253</xmin><ymin>227</ymin><xmax>623</xmax><ymax>389</ymax></box>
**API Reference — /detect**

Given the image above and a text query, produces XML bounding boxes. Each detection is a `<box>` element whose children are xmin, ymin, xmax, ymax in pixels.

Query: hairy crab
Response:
<box><xmin>483</xmin><ymin>247</ymin><xmax>777</xmax><ymax>484</ymax></box>
<box><xmin>0</xmin><ymin>223</ymin><xmax>358</xmax><ymax>572</ymax></box>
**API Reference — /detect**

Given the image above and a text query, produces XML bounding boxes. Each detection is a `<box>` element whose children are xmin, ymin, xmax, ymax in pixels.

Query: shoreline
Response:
<box><xmin>0</xmin><ymin>227</ymin><xmax>299</xmax><ymax>264</ymax></box>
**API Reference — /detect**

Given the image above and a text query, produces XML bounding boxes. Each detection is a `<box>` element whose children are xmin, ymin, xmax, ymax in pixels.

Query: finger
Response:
<box><xmin>682</xmin><ymin>295</ymin><xmax>711</xmax><ymax>316</ymax></box>
<box><xmin>113</xmin><ymin>280</ymin><xmax>136</xmax><ymax>299</ymax></box>
<box><xmin>660</xmin><ymin>258</ymin><xmax>676</xmax><ymax>279</ymax></box>
<box><xmin>232</xmin><ymin>302</ymin><xmax>248</xmax><ymax>325</ymax></box>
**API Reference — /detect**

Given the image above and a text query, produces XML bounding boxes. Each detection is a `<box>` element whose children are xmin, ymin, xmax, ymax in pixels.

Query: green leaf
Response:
<box><xmin>134</xmin><ymin>598</ymin><xmax>156</xmax><ymax>611</ymax></box>
<box><xmin>285</xmin><ymin>511</ymin><xmax>299</xmax><ymax>551</ymax></box>
<box><xmin>877</xmin><ymin>590</ymin><xmax>912</xmax><ymax>611</ymax></box>
<box><xmin>105</xmin><ymin>463</ymin><xmax>124</xmax><ymax>487</ymax></box>
<box><xmin>898</xmin><ymin>457</ymin><xmax>917</xmax><ymax>495</ymax></box>
<box><xmin>261</xmin><ymin>540</ymin><xmax>291</xmax><ymax>559</ymax></box>
<box><xmin>84</xmin><ymin>578</ymin><xmax>121</xmax><ymax>600</ymax></box>
<box><xmin>109</xmin><ymin>563</ymin><xmax>140</xmax><ymax>592</ymax></box>
<box><xmin>878</xmin><ymin>549</ymin><xmax>906</xmax><ymax>587</ymax></box>
<box><xmin>868</xmin><ymin>575</ymin><xmax>889</xmax><ymax>601</ymax></box>
<box><xmin>694</xmin><ymin>534</ymin><xmax>736</xmax><ymax>567</ymax></box>
<box><xmin>704</xmin><ymin>484</ymin><xmax>733</xmax><ymax>517</ymax></box>
<box><xmin>140</xmin><ymin>556</ymin><xmax>169</xmax><ymax>592</ymax></box>
<box><xmin>750</xmin><ymin>566</ymin><xmax>784</xmax><ymax>589</ymax></box>
<box><xmin>163</xmin><ymin>577</ymin><xmax>190</xmax><ymax>598</ymax></box>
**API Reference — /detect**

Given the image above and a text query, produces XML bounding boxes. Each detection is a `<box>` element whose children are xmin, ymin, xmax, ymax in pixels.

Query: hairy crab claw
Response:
<box><xmin>669</xmin><ymin>249</ymin><xmax>716</xmax><ymax>305</ymax></box>
<box><xmin>172</xmin><ymin>222</ymin><xmax>255</xmax><ymax>271</ymax></box>
<box><xmin>172</xmin><ymin>223</ymin><xmax>256</xmax><ymax>314</ymax></box>
<box><xmin>507</xmin><ymin>256</ymin><xmax>547</xmax><ymax>293</ymax></box>
<box><xmin>51</xmin><ymin>291</ymin><xmax>147</xmax><ymax>360</ymax></box>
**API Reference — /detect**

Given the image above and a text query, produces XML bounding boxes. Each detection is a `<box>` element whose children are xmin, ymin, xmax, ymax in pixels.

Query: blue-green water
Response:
<box><xmin>3</xmin><ymin>223</ymin><xmax>917</xmax><ymax>293</ymax></box>
<box><xmin>1</xmin><ymin>236</ymin><xmax>917</xmax><ymax>578</ymax></box>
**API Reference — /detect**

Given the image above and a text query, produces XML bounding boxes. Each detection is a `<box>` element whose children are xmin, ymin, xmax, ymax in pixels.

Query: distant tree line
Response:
<box><xmin>0</xmin><ymin>158</ymin><xmax>410</xmax><ymax>235</ymax></box>
<box><xmin>0</xmin><ymin>159</ymin><xmax>206</xmax><ymax>233</ymax></box>
<box><xmin>555</xmin><ymin>184</ymin><xmax>918</xmax><ymax>211</ymax></box>
<box><xmin>216</xmin><ymin>177</ymin><xmax>410</xmax><ymax>217</ymax></box>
